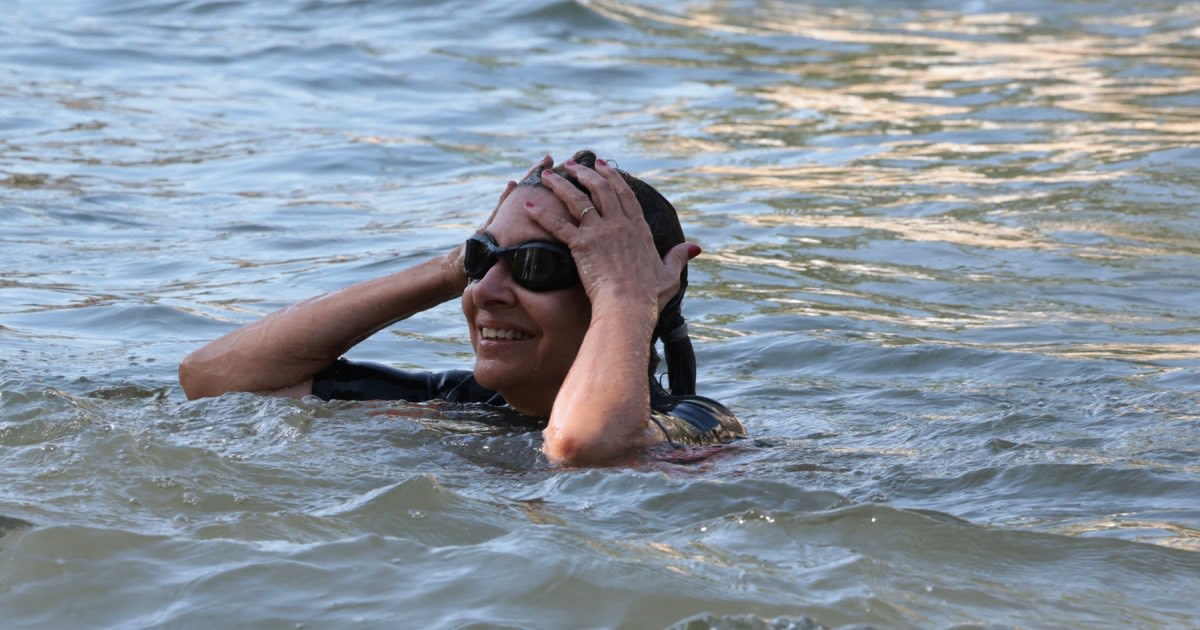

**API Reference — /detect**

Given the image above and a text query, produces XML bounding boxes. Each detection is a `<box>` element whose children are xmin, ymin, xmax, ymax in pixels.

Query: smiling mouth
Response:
<box><xmin>480</xmin><ymin>327</ymin><xmax>533</xmax><ymax>341</ymax></box>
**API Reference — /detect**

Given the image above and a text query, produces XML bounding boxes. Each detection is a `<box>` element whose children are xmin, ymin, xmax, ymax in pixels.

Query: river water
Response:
<box><xmin>2</xmin><ymin>0</ymin><xmax>1199</xmax><ymax>627</ymax></box>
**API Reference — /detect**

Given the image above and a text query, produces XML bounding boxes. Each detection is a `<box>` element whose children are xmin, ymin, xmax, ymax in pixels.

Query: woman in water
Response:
<box><xmin>180</xmin><ymin>151</ymin><xmax>744</xmax><ymax>465</ymax></box>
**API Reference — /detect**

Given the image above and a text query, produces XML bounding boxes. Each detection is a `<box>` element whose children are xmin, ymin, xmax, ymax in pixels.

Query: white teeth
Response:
<box><xmin>481</xmin><ymin>327</ymin><xmax>531</xmax><ymax>341</ymax></box>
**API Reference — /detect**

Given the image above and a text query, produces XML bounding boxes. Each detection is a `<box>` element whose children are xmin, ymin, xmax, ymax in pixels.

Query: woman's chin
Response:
<box><xmin>472</xmin><ymin>359</ymin><xmax>515</xmax><ymax>392</ymax></box>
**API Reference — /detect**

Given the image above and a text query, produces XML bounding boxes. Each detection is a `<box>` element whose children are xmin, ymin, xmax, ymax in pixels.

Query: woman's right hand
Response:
<box><xmin>482</xmin><ymin>155</ymin><xmax>551</xmax><ymax>232</ymax></box>
<box><xmin>180</xmin><ymin>155</ymin><xmax>556</xmax><ymax>401</ymax></box>
<box><xmin>445</xmin><ymin>155</ymin><xmax>554</xmax><ymax>291</ymax></box>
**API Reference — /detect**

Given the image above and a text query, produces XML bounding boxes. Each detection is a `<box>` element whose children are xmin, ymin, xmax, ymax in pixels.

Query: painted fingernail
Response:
<box><xmin>565</xmin><ymin>159</ymin><xmax>576</xmax><ymax>167</ymax></box>
<box><xmin>687</xmin><ymin>244</ymin><xmax>702</xmax><ymax>259</ymax></box>
<box><xmin>596</xmin><ymin>158</ymin><xmax>607</xmax><ymax>167</ymax></box>
<box><xmin>542</xmin><ymin>169</ymin><xmax>553</xmax><ymax>178</ymax></box>
<box><xmin>524</xmin><ymin>201</ymin><xmax>535</xmax><ymax>208</ymax></box>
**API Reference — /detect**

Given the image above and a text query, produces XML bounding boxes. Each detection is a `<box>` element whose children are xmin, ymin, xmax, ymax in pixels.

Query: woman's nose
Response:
<box><xmin>470</xmin><ymin>260</ymin><xmax>516</xmax><ymax>307</ymax></box>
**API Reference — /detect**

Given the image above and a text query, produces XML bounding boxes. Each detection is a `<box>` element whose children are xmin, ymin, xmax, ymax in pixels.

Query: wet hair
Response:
<box><xmin>519</xmin><ymin>150</ymin><xmax>697</xmax><ymax>398</ymax></box>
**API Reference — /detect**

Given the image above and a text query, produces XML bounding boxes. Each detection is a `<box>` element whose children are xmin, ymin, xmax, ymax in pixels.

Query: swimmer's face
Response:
<box><xmin>462</xmin><ymin>185</ymin><xmax>591</xmax><ymax>415</ymax></box>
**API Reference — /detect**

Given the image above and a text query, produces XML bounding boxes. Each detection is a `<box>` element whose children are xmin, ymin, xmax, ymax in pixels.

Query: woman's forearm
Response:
<box><xmin>542</xmin><ymin>299</ymin><xmax>662</xmax><ymax>465</ymax></box>
<box><xmin>179</xmin><ymin>250</ymin><xmax>466</xmax><ymax>400</ymax></box>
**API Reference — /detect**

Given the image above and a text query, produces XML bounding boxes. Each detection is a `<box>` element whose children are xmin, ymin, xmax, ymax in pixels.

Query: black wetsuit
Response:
<box><xmin>312</xmin><ymin>359</ymin><xmax>745</xmax><ymax>447</ymax></box>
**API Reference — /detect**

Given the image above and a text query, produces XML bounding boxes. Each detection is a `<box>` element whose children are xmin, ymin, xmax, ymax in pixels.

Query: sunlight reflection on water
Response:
<box><xmin>2</xmin><ymin>0</ymin><xmax>1199</xmax><ymax>627</ymax></box>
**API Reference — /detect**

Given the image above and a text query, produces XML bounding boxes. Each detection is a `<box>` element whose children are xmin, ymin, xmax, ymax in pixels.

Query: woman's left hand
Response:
<box><xmin>534</xmin><ymin>158</ymin><xmax>698</xmax><ymax>318</ymax></box>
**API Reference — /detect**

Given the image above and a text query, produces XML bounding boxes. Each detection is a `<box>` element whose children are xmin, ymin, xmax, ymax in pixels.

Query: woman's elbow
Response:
<box><xmin>178</xmin><ymin>355</ymin><xmax>219</xmax><ymax>400</ymax></box>
<box><xmin>541</xmin><ymin>419</ymin><xmax>657</xmax><ymax>467</ymax></box>
<box><xmin>541</xmin><ymin>431</ymin><xmax>581</xmax><ymax>465</ymax></box>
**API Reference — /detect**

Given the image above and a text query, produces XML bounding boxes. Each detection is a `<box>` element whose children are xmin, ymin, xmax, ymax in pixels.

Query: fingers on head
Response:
<box><xmin>568</xmin><ymin>162</ymin><xmax>611</xmax><ymax>194</ymax></box>
<box><xmin>498</xmin><ymin>180</ymin><xmax>516</xmax><ymax>204</ymax></box>
<box><xmin>523</xmin><ymin>155</ymin><xmax>553</xmax><ymax>180</ymax></box>
<box><xmin>663</xmin><ymin>242</ymin><xmax>694</xmax><ymax>275</ymax></box>
<box><xmin>541</xmin><ymin>169</ymin><xmax>592</xmax><ymax>211</ymax></box>
<box><xmin>526</xmin><ymin>201</ymin><xmax>577</xmax><ymax>242</ymax></box>
<box><xmin>564</xmin><ymin>162</ymin><xmax>625</xmax><ymax>216</ymax></box>
<box><xmin>592</xmin><ymin>160</ymin><xmax>640</xmax><ymax>219</ymax></box>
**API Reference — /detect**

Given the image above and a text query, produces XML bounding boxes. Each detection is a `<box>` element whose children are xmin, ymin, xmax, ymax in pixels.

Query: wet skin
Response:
<box><xmin>462</xmin><ymin>186</ymin><xmax>592</xmax><ymax>416</ymax></box>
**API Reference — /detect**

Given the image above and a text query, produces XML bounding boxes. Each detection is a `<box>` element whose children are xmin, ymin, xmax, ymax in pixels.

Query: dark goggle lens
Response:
<box><xmin>463</xmin><ymin>235</ymin><xmax>578</xmax><ymax>292</ymax></box>
<box><xmin>509</xmin><ymin>247</ymin><xmax>576</xmax><ymax>290</ymax></box>
<box><xmin>463</xmin><ymin>236</ymin><xmax>493</xmax><ymax>278</ymax></box>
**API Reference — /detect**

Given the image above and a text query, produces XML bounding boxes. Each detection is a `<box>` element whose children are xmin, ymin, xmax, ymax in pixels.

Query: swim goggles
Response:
<box><xmin>463</xmin><ymin>232</ymin><xmax>580</xmax><ymax>292</ymax></box>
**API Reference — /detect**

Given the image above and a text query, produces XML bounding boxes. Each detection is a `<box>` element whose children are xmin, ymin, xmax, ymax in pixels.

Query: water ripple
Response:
<box><xmin>2</xmin><ymin>0</ymin><xmax>1199</xmax><ymax>626</ymax></box>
